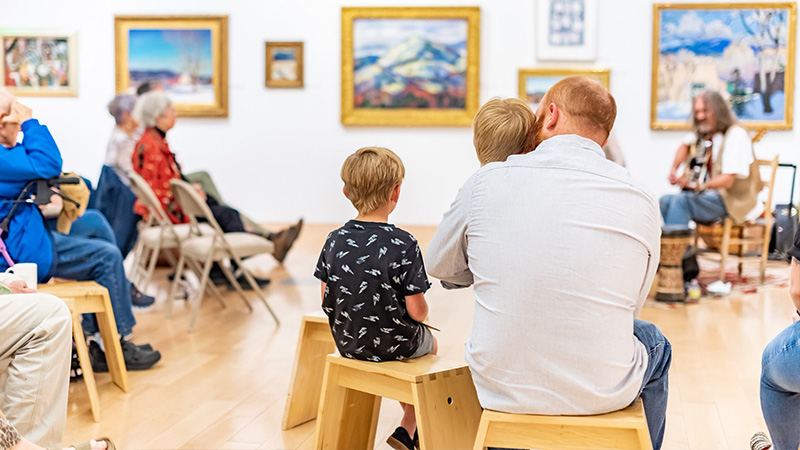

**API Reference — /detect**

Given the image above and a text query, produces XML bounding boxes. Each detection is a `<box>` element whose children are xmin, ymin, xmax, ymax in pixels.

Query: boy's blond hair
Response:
<box><xmin>341</xmin><ymin>147</ymin><xmax>405</xmax><ymax>214</ymax></box>
<box><xmin>473</xmin><ymin>97</ymin><xmax>537</xmax><ymax>165</ymax></box>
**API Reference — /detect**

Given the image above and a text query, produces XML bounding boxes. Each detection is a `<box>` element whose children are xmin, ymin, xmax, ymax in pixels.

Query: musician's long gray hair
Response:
<box><xmin>692</xmin><ymin>90</ymin><xmax>736</xmax><ymax>133</ymax></box>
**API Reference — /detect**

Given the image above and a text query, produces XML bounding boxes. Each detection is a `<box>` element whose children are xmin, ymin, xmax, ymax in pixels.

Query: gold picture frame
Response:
<box><xmin>265</xmin><ymin>42</ymin><xmax>304</xmax><ymax>88</ymax></box>
<box><xmin>518</xmin><ymin>67</ymin><xmax>610</xmax><ymax>110</ymax></box>
<box><xmin>114</xmin><ymin>15</ymin><xmax>228</xmax><ymax>118</ymax></box>
<box><xmin>341</xmin><ymin>7</ymin><xmax>480</xmax><ymax>126</ymax></box>
<box><xmin>651</xmin><ymin>3</ymin><xmax>796</xmax><ymax>130</ymax></box>
<box><xmin>0</xmin><ymin>29</ymin><xmax>78</xmax><ymax>97</ymax></box>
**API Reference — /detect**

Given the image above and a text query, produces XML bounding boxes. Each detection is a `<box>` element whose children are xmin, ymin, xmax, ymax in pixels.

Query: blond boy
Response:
<box><xmin>314</xmin><ymin>147</ymin><xmax>436</xmax><ymax>450</ymax></box>
<box><xmin>473</xmin><ymin>97</ymin><xmax>537</xmax><ymax>165</ymax></box>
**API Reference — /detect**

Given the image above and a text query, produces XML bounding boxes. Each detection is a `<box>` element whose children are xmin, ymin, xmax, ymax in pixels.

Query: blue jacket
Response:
<box><xmin>0</xmin><ymin>119</ymin><xmax>63</xmax><ymax>281</ymax></box>
<box><xmin>95</xmin><ymin>165</ymin><xmax>140</xmax><ymax>257</ymax></box>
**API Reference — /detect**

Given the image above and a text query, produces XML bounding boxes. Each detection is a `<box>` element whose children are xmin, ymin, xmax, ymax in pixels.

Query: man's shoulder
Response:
<box><xmin>726</xmin><ymin>125</ymin><xmax>750</xmax><ymax>141</ymax></box>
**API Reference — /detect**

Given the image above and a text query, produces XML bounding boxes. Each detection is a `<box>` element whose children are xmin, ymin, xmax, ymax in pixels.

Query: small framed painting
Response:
<box><xmin>0</xmin><ymin>30</ymin><xmax>78</xmax><ymax>97</ymax></box>
<box><xmin>518</xmin><ymin>67</ymin><xmax>609</xmax><ymax>111</ymax></box>
<box><xmin>537</xmin><ymin>0</ymin><xmax>597</xmax><ymax>61</ymax></box>
<box><xmin>115</xmin><ymin>15</ymin><xmax>228</xmax><ymax>117</ymax></box>
<box><xmin>651</xmin><ymin>3</ymin><xmax>796</xmax><ymax>130</ymax></box>
<box><xmin>341</xmin><ymin>7</ymin><xmax>481</xmax><ymax>126</ymax></box>
<box><xmin>265</xmin><ymin>42</ymin><xmax>304</xmax><ymax>88</ymax></box>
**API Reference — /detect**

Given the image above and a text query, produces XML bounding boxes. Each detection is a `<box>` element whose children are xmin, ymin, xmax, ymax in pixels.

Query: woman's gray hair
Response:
<box><xmin>107</xmin><ymin>94</ymin><xmax>137</xmax><ymax>125</ymax></box>
<box><xmin>692</xmin><ymin>90</ymin><xmax>736</xmax><ymax>133</ymax></box>
<box><xmin>132</xmin><ymin>91</ymin><xmax>171</xmax><ymax>128</ymax></box>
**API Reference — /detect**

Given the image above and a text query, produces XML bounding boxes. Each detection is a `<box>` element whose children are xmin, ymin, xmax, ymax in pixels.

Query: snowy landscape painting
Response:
<box><xmin>115</xmin><ymin>16</ymin><xmax>228</xmax><ymax>117</ymax></box>
<box><xmin>518</xmin><ymin>68</ymin><xmax>609</xmax><ymax>111</ymax></box>
<box><xmin>341</xmin><ymin>7</ymin><xmax>480</xmax><ymax>126</ymax></box>
<box><xmin>652</xmin><ymin>4</ymin><xmax>796</xmax><ymax>130</ymax></box>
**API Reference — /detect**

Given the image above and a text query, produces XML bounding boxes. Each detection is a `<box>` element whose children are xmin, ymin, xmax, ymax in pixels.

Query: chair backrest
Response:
<box><xmin>169</xmin><ymin>179</ymin><xmax>226</xmax><ymax>235</ymax></box>
<box><xmin>756</xmin><ymin>156</ymin><xmax>780</xmax><ymax>228</ymax></box>
<box><xmin>128</xmin><ymin>171</ymin><xmax>172</xmax><ymax>227</ymax></box>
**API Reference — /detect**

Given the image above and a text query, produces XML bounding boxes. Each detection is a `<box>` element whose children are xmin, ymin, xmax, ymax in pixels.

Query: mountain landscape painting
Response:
<box><xmin>652</xmin><ymin>4</ymin><xmax>796</xmax><ymax>130</ymax></box>
<box><xmin>353</xmin><ymin>18</ymin><xmax>468</xmax><ymax>110</ymax></box>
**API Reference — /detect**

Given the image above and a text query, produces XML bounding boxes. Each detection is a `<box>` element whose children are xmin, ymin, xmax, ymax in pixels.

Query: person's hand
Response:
<box><xmin>6</xmin><ymin>280</ymin><xmax>36</xmax><ymax>294</ymax></box>
<box><xmin>13</xmin><ymin>102</ymin><xmax>32</xmax><ymax>123</ymax></box>
<box><xmin>192</xmin><ymin>183</ymin><xmax>207</xmax><ymax>201</ymax></box>
<box><xmin>668</xmin><ymin>169</ymin><xmax>680</xmax><ymax>185</ymax></box>
<box><xmin>677</xmin><ymin>176</ymin><xmax>691</xmax><ymax>189</ymax></box>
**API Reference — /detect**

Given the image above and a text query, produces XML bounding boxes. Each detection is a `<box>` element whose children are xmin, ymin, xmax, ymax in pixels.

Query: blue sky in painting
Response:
<box><xmin>526</xmin><ymin>76</ymin><xmax>562</xmax><ymax>95</ymax></box>
<box><xmin>273</xmin><ymin>49</ymin><xmax>295</xmax><ymax>61</ymax></box>
<box><xmin>660</xmin><ymin>9</ymin><xmax>789</xmax><ymax>54</ymax></box>
<box><xmin>129</xmin><ymin>29</ymin><xmax>212</xmax><ymax>76</ymax></box>
<box><xmin>354</xmin><ymin>19</ymin><xmax>467</xmax><ymax>58</ymax></box>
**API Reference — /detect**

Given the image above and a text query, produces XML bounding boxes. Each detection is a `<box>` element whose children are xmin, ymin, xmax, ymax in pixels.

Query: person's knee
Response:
<box><xmin>38</xmin><ymin>294</ymin><xmax>72</xmax><ymax>337</ymax></box>
<box><xmin>95</xmin><ymin>240</ymin><xmax>124</xmax><ymax>266</ymax></box>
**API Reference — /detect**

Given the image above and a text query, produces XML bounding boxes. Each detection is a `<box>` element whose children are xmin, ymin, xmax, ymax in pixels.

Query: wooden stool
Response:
<box><xmin>281</xmin><ymin>312</ymin><xmax>335</xmax><ymax>430</ymax></box>
<box><xmin>39</xmin><ymin>281</ymin><xmax>129</xmax><ymax>422</ymax></box>
<box><xmin>655</xmin><ymin>225</ymin><xmax>695</xmax><ymax>302</ymax></box>
<box><xmin>314</xmin><ymin>353</ymin><xmax>482</xmax><ymax>449</ymax></box>
<box><xmin>473</xmin><ymin>399</ymin><xmax>652</xmax><ymax>450</ymax></box>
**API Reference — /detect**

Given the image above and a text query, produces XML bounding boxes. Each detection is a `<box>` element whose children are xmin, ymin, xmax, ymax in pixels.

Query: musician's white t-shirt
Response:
<box><xmin>681</xmin><ymin>125</ymin><xmax>753</xmax><ymax>179</ymax></box>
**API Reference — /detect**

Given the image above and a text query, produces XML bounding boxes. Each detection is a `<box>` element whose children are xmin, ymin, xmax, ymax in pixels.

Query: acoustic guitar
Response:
<box><xmin>683</xmin><ymin>127</ymin><xmax>767</xmax><ymax>191</ymax></box>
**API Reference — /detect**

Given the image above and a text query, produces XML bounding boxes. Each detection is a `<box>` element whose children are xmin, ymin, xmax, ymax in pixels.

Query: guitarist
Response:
<box><xmin>661</xmin><ymin>90</ymin><xmax>762</xmax><ymax>226</ymax></box>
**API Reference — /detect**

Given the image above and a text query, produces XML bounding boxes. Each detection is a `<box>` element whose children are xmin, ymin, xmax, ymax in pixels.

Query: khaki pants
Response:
<box><xmin>0</xmin><ymin>294</ymin><xmax>71</xmax><ymax>448</ymax></box>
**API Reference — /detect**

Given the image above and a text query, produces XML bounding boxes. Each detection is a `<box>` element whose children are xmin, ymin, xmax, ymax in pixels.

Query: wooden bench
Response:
<box><xmin>314</xmin><ymin>353</ymin><xmax>482</xmax><ymax>449</ymax></box>
<box><xmin>472</xmin><ymin>399</ymin><xmax>652</xmax><ymax>450</ymax></box>
<box><xmin>39</xmin><ymin>281</ymin><xmax>129</xmax><ymax>422</ymax></box>
<box><xmin>281</xmin><ymin>312</ymin><xmax>335</xmax><ymax>430</ymax></box>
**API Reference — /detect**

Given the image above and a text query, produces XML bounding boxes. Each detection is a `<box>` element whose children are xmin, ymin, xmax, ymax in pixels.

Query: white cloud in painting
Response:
<box><xmin>663</xmin><ymin>11</ymin><xmax>734</xmax><ymax>41</ymax></box>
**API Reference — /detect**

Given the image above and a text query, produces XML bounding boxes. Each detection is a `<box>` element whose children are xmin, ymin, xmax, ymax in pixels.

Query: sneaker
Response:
<box><xmin>750</xmin><ymin>432</ymin><xmax>772</xmax><ymax>450</ymax></box>
<box><xmin>387</xmin><ymin>427</ymin><xmax>415</xmax><ymax>450</ymax></box>
<box><xmin>88</xmin><ymin>339</ymin><xmax>161</xmax><ymax>372</ymax></box>
<box><xmin>130</xmin><ymin>284</ymin><xmax>155</xmax><ymax>310</ymax></box>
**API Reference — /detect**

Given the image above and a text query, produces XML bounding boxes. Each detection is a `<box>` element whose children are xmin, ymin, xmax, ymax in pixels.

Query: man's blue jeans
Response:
<box><xmin>760</xmin><ymin>320</ymin><xmax>800</xmax><ymax>450</ymax></box>
<box><xmin>633</xmin><ymin>319</ymin><xmax>672</xmax><ymax>450</ymax></box>
<box><xmin>50</xmin><ymin>212</ymin><xmax>135</xmax><ymax>336</ymax></box>
<box><xmin>659</xmin><ymin>191</ymin><xmax>728</xmax><ymax>225</ymax></box>
<box><xmin>68</xmin><ymin>209</ymin><xmax>118</xmax><ymax>246</ymax></box>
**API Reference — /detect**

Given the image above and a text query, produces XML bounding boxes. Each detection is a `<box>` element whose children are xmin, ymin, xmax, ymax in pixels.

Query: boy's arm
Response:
<box><xmin>427</xmin><ymin>175</ymin><xmax>475</xmax><ymax>289</ymax></box>
<box><xmin>320</xmin><ymin>281</ymin><xmax>326</xmax><ymax>304</ymax></box>
<box><xmin>405</xmin><ymin>292</ymin><xmax>428</xmax><ymax>322</ymax></box>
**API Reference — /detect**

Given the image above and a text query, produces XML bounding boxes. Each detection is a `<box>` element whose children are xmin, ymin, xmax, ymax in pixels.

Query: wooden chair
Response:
<box><xmin>281</xmin><ymin>312</ymin><xmax>335</xmax><ymax>430</ymax></box>
<box><xmin>472</xmin><ymin>399</ymin><xmax>652</xmax><ymax>450</ymax></box>
<box><xmin>168</xmin><ymin>179</ymin><xmax>278</xmax><ymax>331</ymax></box>
<box><xmin>699</xmin><ymin>156</ymin><xmax>779</xmax><ymax>283</ymax></box>
<box><xmin>314</xmin><ymin>353</ymin><xmax>482</xmax><ymax>449</ymax></box>
<box><xmin>38</xmin><ymin>281</ymin><xmax>129</xmax><ymax>422</ymax></box>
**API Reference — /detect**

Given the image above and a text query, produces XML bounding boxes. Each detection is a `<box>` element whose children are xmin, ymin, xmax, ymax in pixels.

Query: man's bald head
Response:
<box><xmin>535</xmin><ymin>76</ymin><xmax>617</xmax><ymax>147</ymax></box>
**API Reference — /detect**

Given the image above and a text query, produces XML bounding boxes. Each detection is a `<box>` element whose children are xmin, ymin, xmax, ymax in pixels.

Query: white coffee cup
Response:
<box><xmin>5</xmin><ymin>263</ymin><xmax>37</xmax><ymax>291</ymax></box>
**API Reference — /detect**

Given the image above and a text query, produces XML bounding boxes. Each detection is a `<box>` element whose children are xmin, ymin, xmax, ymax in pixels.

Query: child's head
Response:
<box><xmin>341</xmin><ymin>146</ymin><xmax>405</xmax><ymax>215</ymax></box>
<box><xmin>472</xmin><ymin>97</ymin><xmax>537</xmax><ymax>166</ymax></box>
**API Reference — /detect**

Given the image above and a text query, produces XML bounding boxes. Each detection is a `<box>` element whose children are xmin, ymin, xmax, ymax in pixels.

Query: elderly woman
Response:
<box><xmin>104</xmin><ymin>94</ymin><xmax>141</xmax><ymax>186</ymax></box>
<box><xmin>131</xmin><ymin>91</ymin><xmax>302</xmax><ymax>267</ymax></box>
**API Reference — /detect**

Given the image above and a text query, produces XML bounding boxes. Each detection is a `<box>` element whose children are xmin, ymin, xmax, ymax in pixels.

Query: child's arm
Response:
<box><xmin>320</xmin><ymin>281</ymin><xmax>326</xmax><ymax>304</ymax></box>
<box><xmin>406</xmin><ymin>292</ymin><xmax>429</xmax><ymax>322</ymax></box>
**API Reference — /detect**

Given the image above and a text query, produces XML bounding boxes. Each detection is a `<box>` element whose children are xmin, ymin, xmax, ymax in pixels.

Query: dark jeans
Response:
<box><xmin>632</xmin><ymin>319</ymin><xmax>672</xmax><ymax>450</ymax></box>
<box><xmin>760</xmin><ymin>320</ymin><xmax>800</xmax><ymax>450</ymax></box>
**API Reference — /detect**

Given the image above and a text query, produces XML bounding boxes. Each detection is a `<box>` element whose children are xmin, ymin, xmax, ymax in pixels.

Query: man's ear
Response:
<box><xmin>546</xmin><ymin>103</ymin><xmax>559</xmax><ymax>130</ymax></box>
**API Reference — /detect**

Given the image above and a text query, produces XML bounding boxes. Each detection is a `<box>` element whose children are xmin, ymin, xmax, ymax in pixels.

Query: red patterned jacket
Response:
<box><xmin>132</xmin><ymin>127</ymin><xmax>187</xmax><ymax>223</ymax></box>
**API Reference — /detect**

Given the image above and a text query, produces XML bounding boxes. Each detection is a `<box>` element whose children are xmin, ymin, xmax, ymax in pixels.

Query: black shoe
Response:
<box><xmin>88</xmin><ymin>339</ymin><xmax>161</xmax><ymax>371</ymax></box>
<box><xmin>130</xmin><ymin>284</ymin><xmax>155</xmax><ymax>309</ymax></box>
<box><xmin>231</xmin><ymin>273</ymin><xmax>270</xmax><ymax>290</ymax></box>
<box><xmin>88</xmin><ymin>340</ymin><xmax>109</xmax><ymax>373</ymax></box>
<box><xmin>387</xmin><ymin>427</ymin><xmax>415</xmax><ymax>450</ymax></box>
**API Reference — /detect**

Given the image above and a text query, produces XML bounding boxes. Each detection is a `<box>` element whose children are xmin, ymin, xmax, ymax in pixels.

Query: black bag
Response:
<box><xmin>769</xmin><ymin>204</ymin><xmax>798</xmax><ymax>261</ymax></box>
<box><xmin>682</xmin><ymin>245</ymin><xmax>700</xmax><ymax>282</ymax></box>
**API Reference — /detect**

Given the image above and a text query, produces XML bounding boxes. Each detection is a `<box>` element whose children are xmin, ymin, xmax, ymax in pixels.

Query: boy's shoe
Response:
<box><xmin>130</xmin><ymin>284</ymin><xmax>155</xmax><ymax>310</ymax></box>
<box><xmin>88</xmin><ymin>339</ymin><xmax>161</xmax><ymax>372</ymax></box>
<box><xmin>387</xmin><ymin>427</ymin><xmax>415</xmax><ymax>450</ymax></box>
<box><xmin>750</xmin><ymin>432</ymin><xmax>772</xmax><ymax>450</ymax></box>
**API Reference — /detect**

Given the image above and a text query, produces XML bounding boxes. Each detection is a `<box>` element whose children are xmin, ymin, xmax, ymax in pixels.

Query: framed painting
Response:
<box><xmin>265</xmin><ymin>41</ymin><xmax>303</xmax><ymax>88</ymax></box>
<box><xmin>0</xmin><ymin>30</ymin><xmax>78</xmax><ymax>97</ymax></box>
<box><xmin>651</xmin><ymin>3</ymin><xmax>796</xmax><ymax>130</ymax></box>
<box><xmin>518</xmin><ymin>67</ymin><xmax>609</xmax><ymax>111</ymax></box>
<box><xmin>536</xmin><ymin>0</ymin><xmax>597</xmax><ymax>61</ymax></box>
<box><xmin>341</xmin><ymin>7</ymin><xmax>480</xmax><ymax>126</ymax></box>
<box><xmin>115</xmin><ymin>15</ymin><xmax>228</xmax><ymax>117</ymax></box>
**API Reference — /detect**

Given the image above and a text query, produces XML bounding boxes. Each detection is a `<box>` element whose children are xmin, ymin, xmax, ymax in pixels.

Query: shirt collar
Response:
<box><xmin>532</xmin><ymin>134</ymin><xmax>605</xmax><ymax>158</ymax></box>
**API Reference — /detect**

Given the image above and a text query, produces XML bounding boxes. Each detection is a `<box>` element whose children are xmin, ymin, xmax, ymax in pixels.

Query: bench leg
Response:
<box><xmin>413</xmin><ymin>366</ymin><xmax>482</xmax><ymax>450</ymax></box>
<box><xmin>72</xmin><ymin>314</ymin><xmax>101</xmax><ymax>422</ymax></box>
<box><xmin>471</xmin><ymin>413</ymin><xmax>490</xmax><ymax>450</ymax></box>
<box><xmin>281</xmin><ymin>320</ymin><xmax>335</xmax><ymax>430</ymax></box>
<box><xmin>313</xmin><ymin>361</ymin><xmax>381</xmax><ymax>450</ymax></box>
<box><xmin>95</xmin><ymin>292</ymin><xmax>129</xmax><ymax>393</ymax></box>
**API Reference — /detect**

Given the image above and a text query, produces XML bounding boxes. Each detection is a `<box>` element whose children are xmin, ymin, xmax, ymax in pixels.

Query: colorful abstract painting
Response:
<box><xmin>115</xmin><ymin>16</ymin><xmax>228</xmax><ymax>117</ymax></box>
<box><xmin>652</xmin><ymin>3</ymin><xmax>796</xmax><ymax>130</ymax></box>
<box><xmin>1</xmin><ymin>31</ymin><xmax>77</xmax><ymax>96</ymax></box>
<box><xmin>341</xmin><ymin>7</ymin><xmax>480</xmax><ymax>126</ymax></box>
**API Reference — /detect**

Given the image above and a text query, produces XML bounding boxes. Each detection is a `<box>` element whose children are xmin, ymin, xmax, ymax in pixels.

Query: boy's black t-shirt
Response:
<box><xmin>314</xmin><ymin>220</ymin><xmax>431</xmax><ymax>361</ymax></box>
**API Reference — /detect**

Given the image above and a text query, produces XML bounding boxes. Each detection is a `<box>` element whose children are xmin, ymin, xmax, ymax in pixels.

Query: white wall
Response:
<box><xmin>5</xmin><ymin>0</ymin><xmax>800</xmax><ymax>225</ymax></box>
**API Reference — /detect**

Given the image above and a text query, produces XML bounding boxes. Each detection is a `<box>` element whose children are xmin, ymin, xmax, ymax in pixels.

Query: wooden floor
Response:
<box><xmin>62</xmin><ymin>223</ymin><xmax>793</xmax><ymax>449</ymax></box>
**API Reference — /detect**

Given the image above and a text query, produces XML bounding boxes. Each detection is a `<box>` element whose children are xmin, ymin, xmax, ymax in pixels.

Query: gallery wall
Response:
<box><xmin>4</xmin><ymin>0</ymin><xmax>800</xmax><ymax>225</ymax></box>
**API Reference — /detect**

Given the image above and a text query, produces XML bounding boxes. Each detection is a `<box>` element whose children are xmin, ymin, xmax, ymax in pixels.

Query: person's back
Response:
<box><xmin>462</xmin><ymin>136</ymin><xmax>659</xmax><ymax>414</ymax></box>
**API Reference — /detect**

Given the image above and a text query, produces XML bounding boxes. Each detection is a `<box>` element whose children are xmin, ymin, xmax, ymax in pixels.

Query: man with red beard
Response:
<box><xmin>427</xmin><ymin>77</ymin><xmax>670</xmax><ymax>449</ymax></box>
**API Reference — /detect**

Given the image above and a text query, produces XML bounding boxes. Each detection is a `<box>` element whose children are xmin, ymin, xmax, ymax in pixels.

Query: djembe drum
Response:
<box><xmin>656</xmin><ymin>225</ymin><xmax>695</xmax><ymax>302</ymax></box>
